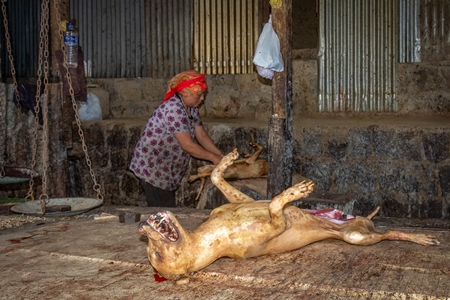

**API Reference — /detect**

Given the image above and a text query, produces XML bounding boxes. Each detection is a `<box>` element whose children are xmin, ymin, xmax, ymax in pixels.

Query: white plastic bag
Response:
<box><xmin>78</xmin><ymin>92</ymin><xmax>102</xmax><ymax>121</ymax></box>
<box><xmin>253</xmin><ymin>15</ymin><xmax>284</xmax><ymax>79</ymax></box>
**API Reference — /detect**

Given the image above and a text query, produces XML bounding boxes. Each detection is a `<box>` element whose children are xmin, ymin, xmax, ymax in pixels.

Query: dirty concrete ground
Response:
<box><xmin>0</xmin><ymin>205</ymin><xmax>449</xmax><ymax>300</ymax></box>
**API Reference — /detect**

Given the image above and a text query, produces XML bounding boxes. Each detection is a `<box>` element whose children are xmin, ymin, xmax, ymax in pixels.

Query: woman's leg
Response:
<box><xmin>141</xmin><ymin>180</ymin><xmax>176</xmax><ymax>207</ymax></box>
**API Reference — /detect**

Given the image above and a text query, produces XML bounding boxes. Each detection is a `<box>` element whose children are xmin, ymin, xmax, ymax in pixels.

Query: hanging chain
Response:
<box><xmin>38</xmin><ymin>0</ymin><xmax>50</xmax><ymax>204</ymax></box>
<box><xmin>1</xmin><ymin>0</ymin><xmax>19</xmax><ymax>178</ymax></box>
<box><xmin>25</xmin><ymin>0</ymin><xmax>50</xmax><ymax>204</ymax></box>
<box><xmin>0</xmin><ymin>70</ymin><xmax>4</xmax><ymax>177</ymax></box>
<box><xmin>1</xmin><ymin>0</ymin><xmax>21</xmax><ymax>111</ymax></box>
<box><xmin>54</xmin><ymin>0</ymin><xmax>103</xmax><ymax>201</ymax></box>
<box><xmin>0</xmin><ymin>46</ymin><xmax>4</xmax><ymax>177</ymax></box>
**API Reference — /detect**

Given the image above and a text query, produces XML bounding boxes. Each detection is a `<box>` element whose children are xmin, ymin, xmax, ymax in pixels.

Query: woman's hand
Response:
<box><xmin>174</xmin><ymin>131</ymin><xmax>222</xmax><ymax>164</ymax></box>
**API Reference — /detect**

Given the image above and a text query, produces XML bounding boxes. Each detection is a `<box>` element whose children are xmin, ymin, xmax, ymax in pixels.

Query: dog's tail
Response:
<box><xmin>366</xmin><ymin>206</ymin><xmax>380</xmax><ymax>220</ymax></box>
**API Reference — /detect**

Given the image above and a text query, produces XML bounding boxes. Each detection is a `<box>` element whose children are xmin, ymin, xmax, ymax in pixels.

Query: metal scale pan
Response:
<box><xmin>0</xmin><ymin>166</ymin><xmax>38</xmax><ymax>184</ymax></box>
<box><xmin>11</xmin><ymin>197</ymin><xmax>103</xmax><ymax>217</ymax></box>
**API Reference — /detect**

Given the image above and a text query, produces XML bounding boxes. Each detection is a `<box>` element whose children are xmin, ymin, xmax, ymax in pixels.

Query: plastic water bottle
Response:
<box><xmin>64</xmin><ymin>23</ymin><xmax>78</xmax><ymax>68</ymax></box>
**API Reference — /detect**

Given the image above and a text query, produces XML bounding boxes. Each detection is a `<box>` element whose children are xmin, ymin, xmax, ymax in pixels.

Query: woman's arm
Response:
<box><xmin>174</xmin><ymin>130</ymin><xmax>223</xmax><ymax>164</ymax></box>
<box><xmin>194</xmin><ymin>125</ymin><xmax>223</xmax><ymax>156</ymax></box>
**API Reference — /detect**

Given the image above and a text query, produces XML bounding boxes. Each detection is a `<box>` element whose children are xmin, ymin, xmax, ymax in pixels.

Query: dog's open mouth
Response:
<box><xmin>139</xmin><ymin>211</ymin><xmax>179</xmax><ymax>242</ymax></box>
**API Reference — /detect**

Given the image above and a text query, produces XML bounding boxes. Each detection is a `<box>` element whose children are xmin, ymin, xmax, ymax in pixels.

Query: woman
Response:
<box><xmin>130</xmin><ymin>70</ymin><xmax>223</xmax><ymax>207</ymax></box>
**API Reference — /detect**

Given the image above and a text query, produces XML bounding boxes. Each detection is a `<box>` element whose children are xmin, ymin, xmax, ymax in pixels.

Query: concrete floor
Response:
<box><xmin>0</xmin><ymin>205</ymin><xmax>449</xmax><ymax>300</ymax></box>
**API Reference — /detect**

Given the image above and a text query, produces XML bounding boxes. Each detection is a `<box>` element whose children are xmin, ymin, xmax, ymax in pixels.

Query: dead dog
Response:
<box><xmin>139</xmin><ymin>149</ymin><xmax>440</xmax><ymax>284</ymax></box>
<box><xmin>188</xmin><ymin>142</ymin><xmax>268</xmax><ymax>200</ymax></box>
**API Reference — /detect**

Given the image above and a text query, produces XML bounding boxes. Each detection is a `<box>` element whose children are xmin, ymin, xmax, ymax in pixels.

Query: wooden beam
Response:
<box><xmin>267</xmin><ymin>0</ymin><xmax>293</xmax><ymax>199</ymax></box>
<box><xmin>46</xmin><ymin>83</ymin><xmax>71</xmax><ymax>197</ymax></box>
<box><xmin>50</xmin><ymin>0</ymin><xmax>69</xmax><ymax>78</ymax></box>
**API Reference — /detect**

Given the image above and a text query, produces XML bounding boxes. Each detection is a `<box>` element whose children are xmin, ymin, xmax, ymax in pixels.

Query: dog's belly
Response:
<box><xmin>196</xmin><ymin>203</ymin><xmax>338</xmax><ymax>258</ymax></box>
<box><xmin>196</xmin><ymin>202</ymin><xmax>284</xmax><ymax>258</ymax></box>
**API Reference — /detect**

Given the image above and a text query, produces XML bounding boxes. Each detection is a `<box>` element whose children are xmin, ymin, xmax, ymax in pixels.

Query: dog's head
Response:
<box><xmin>138</xmin><ymin>211</ymin><xmax>182</xmax><ymax>242</ymax></box>
<box><xmin>138</xmin><ymin>211</ymin><xmax>192</xmax><ymax>281</ymax></box>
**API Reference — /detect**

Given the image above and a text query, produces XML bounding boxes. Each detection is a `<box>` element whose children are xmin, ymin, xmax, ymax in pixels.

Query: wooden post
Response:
<box><xmin>47</xmin><ymin>1</ymin><xmax>72</xmax><ymax>197</ymax></box>
<box><xmin>50</xmin><ymin>0</ymin><xmax>69</xmax><ymax>78</ymax></box>
<box><xmin>46</xmin><ymin>83</ymin><xmax>73</xmax><ymax>198</ymax></box>
<box><xmin>267</xmin><ymin>0</ymin><xmax>293</xmax><ymax>199</ymax></box>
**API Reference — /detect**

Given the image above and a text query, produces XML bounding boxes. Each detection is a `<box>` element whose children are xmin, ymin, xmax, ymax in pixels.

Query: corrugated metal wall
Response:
<box><xmin>3</xmin><ymin>1</ymin><xmax>450</xmax><ymax>81</ymax></box>
<box><xmin>0</xmin><ymin>0</ymin><xmax>44</xmax><ymax>78</ymax></box>
<box><xmin>421</xmin><ymin>0</ymin><xmax>450</xmax><ymax>61</ymax></box>
<box><xmin>71</xmin><ymin>0</ymin><xmax>193</xmax><ymax>78</ymax></box>
<box><xmin>72</xmin><ymin>0</ymin><xmax>145</xmax><ymax>78</ymax></box>
<box><xmin>192</xmin><ymin>0</ymin><xmax>259</xmax><ymax>74</ymax></box>
<box><xmin>71</xmin><ymin>0</ymin><xmax>258</xmax><ymax>78</ymax></box>
<box><xmin>399</xmin><ymin>0</ymin><xmax>421</xmax><ymax>62</ymax></box>
<box><xmin>318</xmin><ymin>0</ymin><xmax>398</xmax><ymax>113</ymax></box>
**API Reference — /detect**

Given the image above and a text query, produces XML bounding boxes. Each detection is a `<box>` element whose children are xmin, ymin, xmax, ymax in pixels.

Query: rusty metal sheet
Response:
<box><xmin>193</xmin><ymin>0</ymin><xmax>259</xmax><ymax>75</ymax></box>
<box><xmin>318</xmin><ymin>0</ymin><xmax>398</xmax><ymax>113</ymax></box>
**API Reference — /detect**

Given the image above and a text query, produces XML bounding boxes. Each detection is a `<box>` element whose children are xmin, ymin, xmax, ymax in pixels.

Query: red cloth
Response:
<box><xmin>162</xmin><ymin>70</ymin><xmax>207</xmax><ymax>102</ymax></box>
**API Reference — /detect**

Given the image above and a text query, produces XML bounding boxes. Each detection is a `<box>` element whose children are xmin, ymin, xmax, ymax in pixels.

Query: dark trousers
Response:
<box><xmin>141</xmin><ymin>180</ymin><xmax>176</xmax><ymax>207</ymax></box>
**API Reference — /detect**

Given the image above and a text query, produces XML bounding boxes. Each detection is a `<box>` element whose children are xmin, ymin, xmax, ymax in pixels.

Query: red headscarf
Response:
<box><xmin>162</xmin><ymin>70</ymin><xmax>208</xmax><ymax>102</ymax></box>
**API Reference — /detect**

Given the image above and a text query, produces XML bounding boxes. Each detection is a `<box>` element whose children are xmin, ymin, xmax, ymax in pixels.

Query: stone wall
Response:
<box><xmin>66</xmin><ymin>116</ymin><xmax>450</xmax><ymax>219</ymax></box>
<box><xmin>87</xmin><ymin>60</ymin><xmax>450</xmax><ymax>119</ymax></box>
<box><xmin>293</xmin><ymin>117</ymin><xmax>450</xmax><ymax>218</ymax></box>
<box><xmin>89</xmin><ymin>74</ymin><xmax>274</xmax><ymax>120</ymax></box>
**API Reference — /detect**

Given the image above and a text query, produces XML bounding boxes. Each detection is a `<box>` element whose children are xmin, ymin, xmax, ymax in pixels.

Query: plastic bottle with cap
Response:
<box><xmin>64</xmin><ymin>22</ymin><xmax>78</xmax><ymax>68</ymax></box>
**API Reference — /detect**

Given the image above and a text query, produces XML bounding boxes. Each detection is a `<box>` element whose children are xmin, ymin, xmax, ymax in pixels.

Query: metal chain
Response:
<box><xmin>1</xmin><ymin>0</ymin><xmax>18</xmax><ymax>177</ymax></box>
<box><xmin>0</xmin><ymin>0</ymin><xmax>21</xmax><ymax>111</ymax></box>
<box><xmin>54</xmin><ymin>0</ymin><xmax>103</xmax><ymax>201</ymax></box>
<box><xmin>25</xmin><ymin>0</ymin><xmax>50</xmax><ymax>203</ymax></box>
<box><xmin>38</xmin><ymin>0</ymin><xmax>50</xmax><ymax>204</ymax></box>
<box><xmin>0</xmin><ymin>53</ymin><xmax>4</xmax><ymax>176</ymax></box>
<box><xmin>0</xmin><ymin>80</ymin><xmax>5</xmax><ymax>177</ymax></box>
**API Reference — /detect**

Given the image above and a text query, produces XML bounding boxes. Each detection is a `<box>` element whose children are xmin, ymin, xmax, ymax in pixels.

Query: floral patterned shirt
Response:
<box><xmin>129</xmin><ymin>95</ymin><xmax>201</xmax><ymax>191</ymax></box>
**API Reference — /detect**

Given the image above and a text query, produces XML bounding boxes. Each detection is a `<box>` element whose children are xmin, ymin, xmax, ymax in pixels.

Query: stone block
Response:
<box><xmin>326</xmin><ymin>139</ymin><xmax>348</xmax><ymax>161</ymax></box>
<box><xmin>420</xmin><ymin>198</ymin><xmax>443</xmax><ymax>219</ymax></box>
<box><xmin>237</xmin><ymin>74</ymin><xmax>265</xmax><ymax>92</ymax></box>
<box><xmin>352</xmin><ymin>194</ymin><xmax>381</xmax><ymax>216</ymax></box>
<box><xmin>296</xmin><ymin>129</ymin><xmax>322</xmax><ymax>157</ymax></box>
<box><xmin>110</xmin><ymin>149</ymin><xmax>128</xmax><ymax>171</ymax></box>
<box><xmin>351</xmin><ymin>163</ymin><xmax>377</xmax><ymax>193</ymax></box>
<box><xmin>439</xmin><ymin>165</ymin><xmax>450</xmax><ymax>196</ymax></box>
<box><xmin>372</xmin><ymin>129</ymin><xmax>397</xmax><ymax>159</ymax></box>
<box><xmin>106</xmin><ymin>124</ymin><xmax>128</xmax><ymax>149</ymax></box>
<box><xmin>423</xmin><ymin>131</ymin><xmax>450</xmax><ymax>163</ymax></box>
<box><xmin>396</xmin><ymin>130</ymin><xmax>421</xmax><ymax>161</ymax></box>
<box><xmin>348</xmin><ymin>129</ymin><xmax>371</xmax><ymax>158</ymax></box>
<box><xmin>378</xmin><ymin>162</ymin><xmax>401</xmax><ymax>192</ymax></box>
<box><xmin>380</xmin><ymin>194</ymin><xmax>409</xmax><ymax>218</ymax></box>
<box><xmin>301</xmin><ymin>159</ymin><xmax>332</xmax><ymax>191</ymax></box>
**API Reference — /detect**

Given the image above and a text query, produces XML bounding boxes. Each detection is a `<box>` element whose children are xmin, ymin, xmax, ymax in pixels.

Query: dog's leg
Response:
<box><xmin>211</xmin><ymin>149</ymin><xmax>254</xmax><ymax>203</ymax></box>
<box><xmin>244</xmin><ymin>142</ymin><xmax>263</xmax><ymax>164</ymax></box>
<box><xmin>194</xmin><ymin>178</ymin><xmax>205</xmax><ymax>201</ymax></box>
<box><xmin>339</xmin><ymin>207</ymin><xmax>440</xmax><ymax>246</ymax></box>
<box><xmin>268</xmin><ymin>180</ymin><xmax>314</xmax><ymax>229</ymax></box>
<box><xmin>188</xmin><ymin>165</ymin><xmax>217</xmax><ymax>182</ymax></box>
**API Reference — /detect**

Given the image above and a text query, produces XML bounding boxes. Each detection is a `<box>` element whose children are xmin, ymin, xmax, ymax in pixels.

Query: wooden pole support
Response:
<box><xmin>267</xmin><ymin>0</ymin><xmax>293</xmax><ymax>199</ymax></box>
